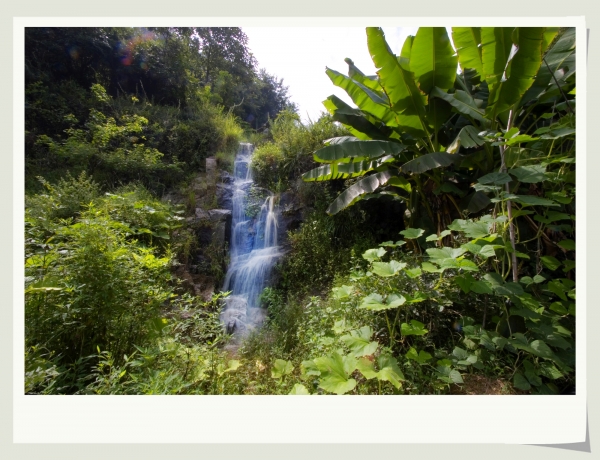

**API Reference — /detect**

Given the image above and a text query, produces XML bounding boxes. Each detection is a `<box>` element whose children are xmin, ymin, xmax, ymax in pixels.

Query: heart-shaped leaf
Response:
<box><xmin>332</xmin><ymin>285</ymin><xmax>354</xmax><ymax>300</ymax></box>
<box><xmin>371</xmin><ymin>260</ymin><xmax>407</xmax><ymax>277</ymax></box>
<box><xmin>401</xmin><ymin>320</ymin><xmax>428</xmax><ymax>336</ymax></box>
<box><xmin>288</xmin><ymin>384</ymin><xmax>310</xmax><ymax>395</ymax></box>
<box><xmin>406</xmin><ymin>347</ymin><xmax>433</xmax><ymax>364</ymax></box>
<box><xmin>314</xmin><ymin>353</ymin><xmax>358</xmax><ymax>395</ymax></box>
<box><xmin>362</xmin><ymin>247</ymin><xmax>387</xmax><ymax>262</ymax></box>
<box><xmin>400</xmin><ymin>228</ymin><xmax>425</xmax><ymax>239</ymax></box>
<box><xmin>271</xmin><ymin>359</ymin><xmax>294</xmax><ymax>379</ymax></box>
<box><xmin>341</xmin><ymin>326</ymin><xmax>379</xmax><ymax>357</ymax></box>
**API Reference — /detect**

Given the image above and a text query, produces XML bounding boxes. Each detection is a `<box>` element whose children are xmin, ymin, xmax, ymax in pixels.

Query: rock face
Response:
<box><xmin>163</xmin><ymin>157</ymin><xmax>237</xmax><ymax>301</ymax></box>
<box><xmin>207</xmin><ymin>209</ymin><xmax>232</xmax><ymax>247</ymax></box>
<box><xmin>216</xmin><ymin>183</ymin><xmax>233</xmax><ymax>209</ymax></box>
<box><xmin>278</xmin><ymin>190</ymin><xmax>304</xmax><ymax>248</ymax></box>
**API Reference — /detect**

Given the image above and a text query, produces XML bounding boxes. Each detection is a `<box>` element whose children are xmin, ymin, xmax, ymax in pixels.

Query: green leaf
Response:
<box><xmin>477</xmin><ymin>171</ymin><xmax>512</xmax><ymax>185</ymax></box>
<box><xmin>426</xmin><ymin>247</ymin><xmax>467</xmax><ymax>260</ymax></box>
<box><xmin>323</xmin><ymin>95</ymin><xmax>392</xmax><ymax>140</ymax></box>
<box><xmin>541</xmin><ymin>256</ymin><xmax>561</xmax><ymax>271</ymax></box>
<box><xmin>356</xmin><ymin>357</ymin><xmax>378</xmax><ymax>379</ymax></box>
<box><xmin>387</xmin><ymin>176</ymin><xmax>412</xmax><ymax>193</ymax></box>
<box><xmin>271</xmin><ymin>359</ymin><xmax>294</xmax><ymax>379</ymax></box>
<box><xmin>514</xmin><ymin>372</ymin><xmax>531</xmax><ymax>391</ymax></box>
<box><xmin>513</xmin><ymin>195</ymin><xmax>559</xmax><ymax>207</ymax></box>
<box><xmin>367</xmin><ymin>27</ymin><xmax>429</xmax><ymax>136</ymax></box>
<box><xmin>314</xmin><ymin>353</ymin><xmax>357</xmax><ymax>395</ymax></box>
<box><xmin>422</xmin><ymin>261</ymin><xmax>444</xmax><ymax>273</ymax></box>
<box><xmin>401</xmin><ymin>320</ymin><xmax>428</xmax><ymax>336</ymax></box>
<box><xmin>301</xmin><ymin>360</ymin><xmax>321</xmax><ymax>377</ymax></box>
<box><xmin>362</xmin><ymin>247</ymin><xmax>387</xmax><ymax>262</ymax></box>
<box><xmin>486</xmin><ymin>28</ymin><xmax>545</xmax><ymax>117</ymax></box>
<box><xmin>405</xmin><ymin>267</ymin><xmax>423</xmax><ymax>279</ymax></box>
<box><xmin>530</xmin><ymin>340</ymin><xmax>554</xmax><ymax>359</ymax></box>
<box><xmin>557</xmin><ymin>239</ymin><xmax>575</xmax><ymax>251</ymax></box>
<box><xmin>377</xmin><ymin>354</ymin><xmax>404</xmax><ymax>382</ymax></box>
<box><xmin>400</xmin><ymin>228</ymin><xmax>424</xmax><ymax>239</ymax></box>
<box><xmin>548</xmin><ymin>280</ymin><xmax>568</xmax><ymax>301</ymax></box>
<box><xmin>341</xmin><ymin>326</ymin><xmax>379</xmax><ymax>357</ymax></box>
<box><xmin>449</xmin><ymin>370</ymin><xmax>464</xmax><ymax>384</ymax></box>
<box><xmin>406</xmin><ymin>347</ymin><xmax>433</xmax><ymax>364</ymax></box>
<box><xmin>377</xmin><ymin>354</ymin><xmax>405</xmax><ymax>388</ymax></box>
<box><xmin>463</xmin><ymin>242</ymin><xmax>497</xmax><ymax>259</ymax></box>
<box><xmin>521</xmin><ymin>28</ymin><xmax>576</xmax><ymax>105</ymax></box>
<box><xmin>360</xmin><ymin>293</ymin><xmax>384</xmax><ymax>309</ymax></box>
<box><xmin>509</xmin><ymin>165</ymin><xmax>547</xmax><ymax>183</ymax></box>
<box><xmin>326</xmin><ymin>68</ymin><xmax>397</xmax><ymax>127</ymax></box>
<box><xmin>288</xmin><ymin>384</ymin><xmax>310</xmax><ymax>395</ymax></box>
<box><xmin>332</xmin><ymin>285</ymin><xmax>354</xmax><ymax>300</ymax></box>
<box><xmin>539</xmin><ymin>362</ymin><xmax>564</xmax><ymax>380</ymax></box>
<box><xmin>455</xmin><ymin>273</ymin><xmax>475</xmax><ymax>293</ymax></box>
<box><xmin>481</xmin><ymin>27</ymin><xmax>515</xmax><ymax>89</ymax></box>
<box><xmin>401</xmin><ymin>152</ymin><xmax>462</xmax><ymax>174</ymax></box>
<box><xmin>371</xmin><ymin>260</ymin><xmax>407</xmax><ymax>277</ymax></box>
<box><xmin>359</xmin><ymin>293</ymin><xmax>405</xmax><ymax>311</ymax></box>
<box><xmin>470</xmin><ymin>280</ymin><xmax>493</xmax><ymax>295</ymax></box>
<box><xmin>312</xmin><ymin>139</ymin><xmax>406</xmax><ymax>164</ymax></box>
<box><xmin>411</xmin><ymin>27</ymin><xmax>458</xmax><ymax>94</ymax></box>
<box><xmin>447</xmin><ymin>125</ymin><xmax>487</xmax><ymax>153</ymax></box>
<box><xmin>453</xmin><ymin>27</ymin><xmax>483</xmax><ymax>76</ymax></box>
<box><xmin>405</xmin><ymin>292</ymin><xmax>428</xmax><ymax>303</ymax></box>
<box><xmin>549</xmin><ymin>302</ymin><xmax>568</xmax><ymax>315</ymax></box>
<box><xmin>503</xmin><ymin>134</ymin><xmax>539</xmax><ymax>146</ymax></box>
<box><xmin>430</xmin><ymin>88</ymin><xmax>488</xmax><ymax>125</ymax></box>
<box><xmin>453</xmin><ymin>347</ymin><xmax>469</xmax><ymax>360</ymax></box>
<box><xmin>327</xmin><ymin>171</ymin><xmax>392</xmax><ymax>215</ymax></box>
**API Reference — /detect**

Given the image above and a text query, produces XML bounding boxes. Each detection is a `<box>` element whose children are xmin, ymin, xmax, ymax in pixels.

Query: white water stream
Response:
<box><xmin>220</xmin><ymin>143</ymin><xmax>283</xmax><ymax>337</ymax></box>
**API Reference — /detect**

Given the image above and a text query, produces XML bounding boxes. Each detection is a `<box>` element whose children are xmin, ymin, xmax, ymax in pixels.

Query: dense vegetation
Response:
<box><xmin>24</xmin><ymin>26</ymin><xmax>576</xmax><ymax>395</ymax></box>
<box><xmin>24</xmin><ymin>27</ymin><xmax>294</xmax><ymax>394</ymax></box>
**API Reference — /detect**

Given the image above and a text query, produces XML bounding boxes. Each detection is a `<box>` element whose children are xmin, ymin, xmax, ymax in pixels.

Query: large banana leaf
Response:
<box><xmin>323</xmin><ymin>95</ymin><xmax>392</xmax><ymax>141</ymax></box>
<box><xmin>447</xmin><ymin>125</ymin><xmax>486</xmax><ymax>153</ymax></box>
<box><xmin>486</xmin><ymin>28</ymin><xmax>545</xmax><ymax>119</ymax></box>
<box><xmin>398</xmin><ymin>35</ymin><xmax>414</xmax><ymax>71</ymax></box>
<box><xmin>400</xmin><ymin>152</ymin><xmax>463</xmax><ymax>174</ymax></box>
<box><xmin>411</xmin><ymin>27</ymin><xmax>458</xmax><ymax>94</ymax></box>
<box><xmin>481</xmin><ymin>27</ymin><xmax>514</xmax><ymax>89</ymax></box>
<box><xmin>327</xmin><ymin>171</ymin><xmax>392</xmax><ymax>215</ymax></box>
<box><xmin>426</xmin><ymin>97</ymin><xmax>453</xmax><ymax>134</ymax></box>
<box><xmin>302</xmin><ymin>156</ymin><xmax>393</xmax><ymax>182</ymax></box>
<box><xmin>345</xmin><ymin>58</ymin><xmax>385</xmax><ymax>95</ymax></box>
<box><xmin>314</xmin><ymin>139</ymin><xmax>406</xmax><ymax>164</ymax></box>
<box><xmin>453</xmin><ymin>27</ymin><xmax>483</xmax><ymax>76</ymax></box>
<box><xmin>430</xmin><ymin>87</ymin><xmax>489</xmax><ymax>125</ymax></box>
<box><xmin>326</xmin><ymin>68</ymin><xmax>397</xmax><ymax>126</ymax></box>
<box><xmin>520</xmin><ymin>27</ymin><xmax>575</xmax><ymax>106</ymax></box>
<box><xmin>366</xmin><ymin>27</ymin><xmax>428</xmax><ymax>136</ymax></box>
<box><xmin>301</xmin><ymin>164</ymin><xmax>343</xmax><ymax>182</ymax></box>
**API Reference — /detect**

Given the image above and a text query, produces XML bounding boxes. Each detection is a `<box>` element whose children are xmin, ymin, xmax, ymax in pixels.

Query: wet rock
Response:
<box><xmin>208</xmin><ymin>209</ymin><xmax>232</xmax><ymax>247</ymax></box>
<box><xmin>220</xmin><ymin>171</ymin><xmax>234</xmax><ymax>184</ymax></box>
<box><xmin>278</xmin><ymin>191</ymin><xmax>304</xmax><ymax>247</ymax></box>
<box><xmin>195</xmin><ymin>208</ymin><xmax>210</xmax><ymax>220</ymax></box>
<box><xmin>216</xmin><ymin>183</ymin><xmax>233</xmax><ymax>209</ymax></box>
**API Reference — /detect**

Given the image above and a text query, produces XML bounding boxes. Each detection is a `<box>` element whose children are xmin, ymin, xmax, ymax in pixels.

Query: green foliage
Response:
<box><xmin>250</xmin><ymin>110</ymin><xmax>349</xmax><ymax>190</ymax></box>
<box><xmin>304</xmin><ymin>26</ymin><xmax>575</xmax><ymax>240</ymax></box>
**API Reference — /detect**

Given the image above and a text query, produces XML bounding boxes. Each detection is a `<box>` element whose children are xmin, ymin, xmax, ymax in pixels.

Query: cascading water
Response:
<box><xmin>220</xmin><ymin>143</ymin><xmax>283</xmax><ymax>338</ymax></box>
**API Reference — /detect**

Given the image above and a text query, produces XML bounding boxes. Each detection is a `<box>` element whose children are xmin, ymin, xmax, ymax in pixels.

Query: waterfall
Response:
<box><xmin>220</xmin><ymin>143</ymin><xmax>283</xmax><ymax>337</ymax></box>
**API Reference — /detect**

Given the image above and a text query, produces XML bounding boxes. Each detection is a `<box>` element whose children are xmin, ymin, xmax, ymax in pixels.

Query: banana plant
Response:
<box><xmin>302</xmin><ymin>27</ymin><xmax>575</xmax><ymax>238</ymax></box>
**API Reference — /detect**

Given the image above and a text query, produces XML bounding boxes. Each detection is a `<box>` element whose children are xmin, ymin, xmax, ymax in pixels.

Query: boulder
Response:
<box><xmin>216</xmin><ymin>183</ymin><xmax>233</xmax><ymax>209</ymax></box>
<box><xmin>208</xmin><ymin>209</ymin><xmax>232</xmax><ymax>247</ymax></box>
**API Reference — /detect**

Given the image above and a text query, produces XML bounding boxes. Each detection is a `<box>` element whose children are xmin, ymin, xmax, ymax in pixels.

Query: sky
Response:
<box><xmin>243</xmin><ymin>27</ymin><xmax>418</xmax><ymax>123</ymax></box>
